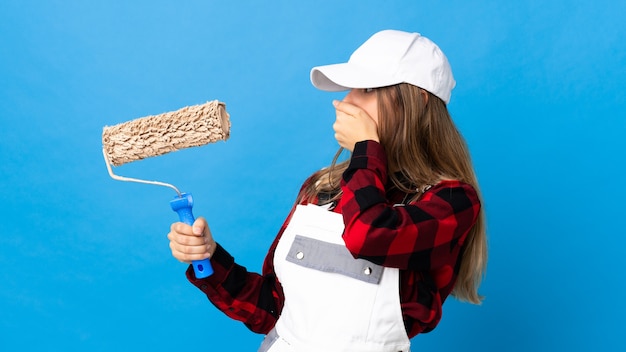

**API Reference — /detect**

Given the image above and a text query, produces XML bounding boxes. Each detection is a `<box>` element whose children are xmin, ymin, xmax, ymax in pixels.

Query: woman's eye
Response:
<box><xmin>364</xmin><ymin>88</ymin><xmax>375</xmax><ymax>93</ymax></box>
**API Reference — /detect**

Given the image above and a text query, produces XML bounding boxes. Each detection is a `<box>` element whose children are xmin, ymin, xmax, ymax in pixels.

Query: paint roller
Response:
<box><xmin>102</xmin><ymin>100</ymin><xmax>231</xmax><ymax>278</ymax></box>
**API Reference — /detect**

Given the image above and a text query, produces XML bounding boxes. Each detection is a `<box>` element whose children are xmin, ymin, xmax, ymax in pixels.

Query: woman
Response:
<box><xmin>168</xmin><ymin>30</ymin><xmax>487</xmax><ymax>352</ymax></box>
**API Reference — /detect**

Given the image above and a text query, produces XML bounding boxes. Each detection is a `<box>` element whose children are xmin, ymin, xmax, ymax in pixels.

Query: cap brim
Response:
<box><xmin>310</xmin><ymin>63</ymin><xmax>399</xmax><ymax>91</ymax></box>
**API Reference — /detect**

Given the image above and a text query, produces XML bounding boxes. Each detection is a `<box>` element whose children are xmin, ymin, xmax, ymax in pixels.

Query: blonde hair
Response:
<box><xmin>302</xmin><ymin>83</ymin><xmax>487</xmax><ymax>304</ymax></box>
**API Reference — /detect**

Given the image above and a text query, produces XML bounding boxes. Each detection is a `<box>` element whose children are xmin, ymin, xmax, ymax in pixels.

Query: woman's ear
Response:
<box><xmin>420</xmin><ymin>89</ymin><xmax>429</xmax><ymax>105</ymax></box>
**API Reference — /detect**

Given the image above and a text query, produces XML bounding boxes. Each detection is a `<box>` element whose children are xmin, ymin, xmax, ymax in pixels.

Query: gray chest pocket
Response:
<box><xmin>286</xmin><ymin>235</ymin><xmax>384</xmax><ymax>284</ymax></box>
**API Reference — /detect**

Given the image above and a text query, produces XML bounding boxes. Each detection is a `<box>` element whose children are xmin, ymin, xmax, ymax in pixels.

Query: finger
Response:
<box><xmin>170</xmin><ymin>240</ymin><xmax>210</xmax><ymax>255</ymax></box>
<box><xmin>192</xmin><ymin>217</ymin><xmax>207</xmax><ymax>236</ymax></box>
<box><xmin>171</xmin><ymin>222</ymin><xmax>194</xmax><ymax>236</ymax></box>
<box><xmin>169</xmin><ymin>231</ymin><xmax>207</xmax><ymax>246</ymax></box>
<box><xmin>170</xmin><ymin>246</ymin><xmax>210</xmax><ymax>263</ymax></box>
<box><xmin>333</xmin><ymin>100</ymin><xmax>367</xmax><ymax>118</ymax></box>
<box><xmin>333</xmin><ymin>99</ymin><xmax>357</xmax><ymax>114</ymax></box>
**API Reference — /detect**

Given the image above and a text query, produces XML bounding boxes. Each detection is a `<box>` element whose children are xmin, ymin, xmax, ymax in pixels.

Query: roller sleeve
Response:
<box><xmin>102</xmin><ymin>100</ymin><xmax>230</xmax><ymax>167</ymax></box>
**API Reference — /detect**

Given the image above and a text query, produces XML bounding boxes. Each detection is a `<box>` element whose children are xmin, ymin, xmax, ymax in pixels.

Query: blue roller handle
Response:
<box><xmin>170</xmin><ymin>193</ymin><xmax>213</xmax><ymax>278</ymax></box>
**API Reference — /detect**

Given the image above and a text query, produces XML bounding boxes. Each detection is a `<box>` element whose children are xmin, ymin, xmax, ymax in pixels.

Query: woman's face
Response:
<box><xmin>342</xmin><ymin>88</ymin><xmax>379</xmax><ymax>125</ymax></box>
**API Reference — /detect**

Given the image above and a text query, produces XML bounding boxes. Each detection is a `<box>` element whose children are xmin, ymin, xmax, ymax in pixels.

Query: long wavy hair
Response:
<box><xmin>301</xmin><ymin>83</ymin><xmax>487</xmax><ymax>304</ymax></box>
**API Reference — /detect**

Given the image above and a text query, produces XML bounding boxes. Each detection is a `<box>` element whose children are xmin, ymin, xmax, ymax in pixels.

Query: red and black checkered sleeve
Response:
<box><xmin>185</xmin><ymin>240</ymin><xmax>282</xmax><ymax>334</ymax></box>
<box><xmin>185</xmin><ymin>200</ymin><xmax>303</xmax><ymax>334</ymax></box>
<box><xmin>183</xmin><ymin>177</ymin><xmax>316</xmax><ymax>334</ymax></box>
<box><xmin>340</xmin><ymin>141</ymin><xmax>481</xmax><ymax>271</ymax></box>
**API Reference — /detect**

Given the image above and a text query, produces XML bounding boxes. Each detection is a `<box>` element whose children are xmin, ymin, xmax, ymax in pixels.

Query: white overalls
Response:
<box><xmin>259</xmin><ymin>204</ymin><xmax>411</xmax><ymax>352</ymax></box>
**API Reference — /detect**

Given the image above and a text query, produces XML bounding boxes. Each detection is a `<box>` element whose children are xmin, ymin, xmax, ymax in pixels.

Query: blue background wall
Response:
<box><xmin>1</xmin><ymin>1</ymin><xmax>624</xmax><ymax>351</ymax></box>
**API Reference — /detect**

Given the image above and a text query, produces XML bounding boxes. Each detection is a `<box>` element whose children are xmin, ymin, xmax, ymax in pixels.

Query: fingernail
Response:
<box><xmin>193</xmin><ymin>226</ymin><xmax>202</xmax><ymax>235</ymax></box>
<box><xmin>332</xmin><ymin>100</ymin><xmax>339</xmax><ymax>107</ymax></box>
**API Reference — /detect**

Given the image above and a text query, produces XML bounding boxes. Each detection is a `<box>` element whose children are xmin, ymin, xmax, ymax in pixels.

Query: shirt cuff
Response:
<box><xmin>344</xmin><ymin>140</ymin><xmax>388</xmax><ymax>182</ymax></box>
<box><xmin>351</xmin><ymin>140</ymin><xmax>385</xmax><ymax>160</ymax></box>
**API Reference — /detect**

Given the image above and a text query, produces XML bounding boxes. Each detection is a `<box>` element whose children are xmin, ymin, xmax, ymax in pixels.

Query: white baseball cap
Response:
<box><xmin>310</xmin><ymin>30</ymin><xmax>456</xmax><ymax>104</ymax></box>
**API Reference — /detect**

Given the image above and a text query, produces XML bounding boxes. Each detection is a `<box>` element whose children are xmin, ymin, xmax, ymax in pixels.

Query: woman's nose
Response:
<box><xmin>342</xmin><ymin>89</ymin><xmax>355</xmax><ymax>103</ymax></box>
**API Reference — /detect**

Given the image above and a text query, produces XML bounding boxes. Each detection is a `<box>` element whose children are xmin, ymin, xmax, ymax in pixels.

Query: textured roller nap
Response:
<box><xmin>102</xmin><ymin>100</ymin><xmax>230</xmax><ymax>167</ymax></box>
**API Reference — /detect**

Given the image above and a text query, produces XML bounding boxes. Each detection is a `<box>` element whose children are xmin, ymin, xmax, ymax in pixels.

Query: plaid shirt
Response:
<box><xmin>187</xmin><ymin>140</ymin><xmax>481</xmax><ymax>338</ymax></box>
